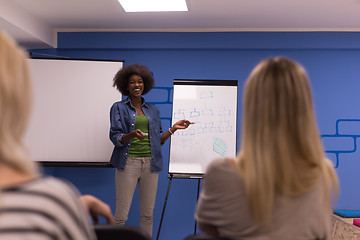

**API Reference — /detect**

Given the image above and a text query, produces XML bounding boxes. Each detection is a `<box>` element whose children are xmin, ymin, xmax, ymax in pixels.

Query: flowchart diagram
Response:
<box><xmin>172</xmin><ymin>90</ymin><xmax>234</xmax><ymax>157</ymax></box>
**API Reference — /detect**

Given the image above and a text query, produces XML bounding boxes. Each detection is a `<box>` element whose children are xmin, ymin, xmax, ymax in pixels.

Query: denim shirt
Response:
<box><xmin>109</xmin><ymin>97</ymin><xmax>163</xmax><ymax>172</ymax></box>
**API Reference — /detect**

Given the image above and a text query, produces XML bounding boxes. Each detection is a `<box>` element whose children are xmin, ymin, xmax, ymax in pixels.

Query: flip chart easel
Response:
<box><xmin>156</xmin><ymin>79</ymin><xmax>238</xmax><ymax>239</ymax></box>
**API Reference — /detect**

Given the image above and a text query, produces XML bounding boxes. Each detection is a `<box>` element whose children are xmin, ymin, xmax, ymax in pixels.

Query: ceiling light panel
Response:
<box><xmin>118</xmin><ymin>0</ymin><xmax>188</xmax><ymax>12</ymax></box>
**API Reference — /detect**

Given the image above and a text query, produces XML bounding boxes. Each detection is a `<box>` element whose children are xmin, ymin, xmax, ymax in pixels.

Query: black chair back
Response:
<box><xmin>94</xmin><ymin>225</ymin><xmax>151</xmax><ymax>240</ymax></box>
<box><xmin>184</xmin><ymin>234</ymin><xmax>232</xmax><ymax>240</ymax></box>
<box><xmin>184</xmin><ymin>234</ymin><xmax>326</xmax><ymax>240</ymax></box>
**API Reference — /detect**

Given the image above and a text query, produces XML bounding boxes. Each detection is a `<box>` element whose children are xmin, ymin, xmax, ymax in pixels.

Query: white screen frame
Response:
<box><xmin>24</xmin><ymin>58</ymin><xmax>123</xmax><ymax>166</ymax></box>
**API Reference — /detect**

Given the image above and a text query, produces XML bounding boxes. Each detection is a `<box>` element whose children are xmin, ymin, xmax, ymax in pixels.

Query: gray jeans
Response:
<box><xmin>114</xmin><ymin>157</ymin><xmax>159</xmax><ymax>237</ymax></box>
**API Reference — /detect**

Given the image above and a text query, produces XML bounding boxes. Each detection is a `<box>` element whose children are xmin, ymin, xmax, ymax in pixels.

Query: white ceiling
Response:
<box><xmin>1</xmin><ymin>0</ymin><xmax>360</xmax><ymax>49</ymax></box>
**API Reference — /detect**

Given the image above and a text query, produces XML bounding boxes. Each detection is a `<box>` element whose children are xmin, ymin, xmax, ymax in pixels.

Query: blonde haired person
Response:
<box><xmin>195</xmin><ymin>57</ymin><xmax>339</xmax><ymax>240</ymax></box>
<box><xmin>0</xmin><ymin>31</ymin><xmax>113</xmax><ymax>240</ymax></box>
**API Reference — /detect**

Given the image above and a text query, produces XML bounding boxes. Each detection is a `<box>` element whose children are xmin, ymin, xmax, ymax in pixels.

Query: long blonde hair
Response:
<box><xmin>238</xmin><ymin>57</ymin><xmax>338</xmax><ymax>227</ymax></box>
<box><xmin>0</xmin><ymin>31</ymin><xmax>39</xmax><ymax>177</ymax></box>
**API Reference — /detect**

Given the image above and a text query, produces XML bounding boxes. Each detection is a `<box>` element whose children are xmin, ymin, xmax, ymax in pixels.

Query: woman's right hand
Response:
<box><xmin>120</xmin><ymin>129</ymin><xmax>147</xmax><ymax>144</ymax></box>
<box><xmin>133</xmin><ymin>129</ymin><xmax>147</xmax><ymax>140</ymax></box>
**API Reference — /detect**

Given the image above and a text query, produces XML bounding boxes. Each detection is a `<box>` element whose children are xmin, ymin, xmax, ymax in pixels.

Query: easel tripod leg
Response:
<box><xmin>194</xmin><ymin>178</ymin><xmax>201</xmax><ymax>235</ymax></box>
<box><xmin>156</xmin><ymin>176</ymin><xmax>173</xmax><ymax>240</ymax></box>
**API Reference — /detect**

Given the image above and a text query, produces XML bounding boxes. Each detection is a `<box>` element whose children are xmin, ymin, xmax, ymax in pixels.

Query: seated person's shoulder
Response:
<box><xmin>204</xmin><ymin>158</ymin><xmax>239</xmax><ymax>182</ymax></box>
<box><xmin>207</xmin><ymin>158</ymin><xmax>236</xmax><ymax>171</ymax></box>
<box><xmin>25</xmin><ymin>176</ymin><xmax>82</xmax><ymax>203</ymax></box>
<box><xmin>225</xmin><ymin>158</ymin><xmax>236</xmax><ymax>167</ymax></box>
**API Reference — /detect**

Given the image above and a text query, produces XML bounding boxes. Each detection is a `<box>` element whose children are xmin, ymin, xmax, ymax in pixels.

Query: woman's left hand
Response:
<box><xmin>162</xmin><ymin>119</ymin><xmax>194</xmax><ymax>144</ymax></box>
<box><xmin>173</xmin><ymin>119</ymin><xmax>195</xmax><ymax>130</ymax></box>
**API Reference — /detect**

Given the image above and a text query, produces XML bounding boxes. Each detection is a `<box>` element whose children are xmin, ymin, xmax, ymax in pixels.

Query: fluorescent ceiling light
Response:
<box><xmin>118</xmin><ymin>0</ymin><xmax>188</xmax><ymax>12</ymax></box>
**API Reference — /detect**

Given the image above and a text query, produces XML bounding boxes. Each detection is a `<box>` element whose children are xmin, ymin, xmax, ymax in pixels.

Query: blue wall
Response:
<box><xmin>34</xmin><ymin>31</ymin><xmax>360</xmax><ymax>240</ymax></box>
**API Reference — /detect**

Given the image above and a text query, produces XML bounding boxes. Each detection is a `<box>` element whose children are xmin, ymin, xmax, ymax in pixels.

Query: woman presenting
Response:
<box><xmin>109</xmin><ymin>63</ymin><xmax>193</xmax><ymax>237</ymax></box>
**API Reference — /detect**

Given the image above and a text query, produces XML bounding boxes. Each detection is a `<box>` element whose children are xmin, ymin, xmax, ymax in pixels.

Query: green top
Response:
<box><xmin>129</xmin><ymin>115</ymin><xmax>151</xmax><ymax>157</ymax></box>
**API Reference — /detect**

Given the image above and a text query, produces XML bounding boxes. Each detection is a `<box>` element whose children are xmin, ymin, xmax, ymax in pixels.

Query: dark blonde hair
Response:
<box><xmin>238</xmin><ymin>57</ymin><xmax>338</xmax><ymax>227</ymax></box>
<box><xmin>0</xmin><ymin>31</ymin><xmax>39</xmax><ymax>176</ymax></box>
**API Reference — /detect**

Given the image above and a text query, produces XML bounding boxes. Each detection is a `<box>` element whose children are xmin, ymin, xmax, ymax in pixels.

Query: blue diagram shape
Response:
<box><xmin>213</xmin><ymin>137</ymin><xmax>228</xmax><ymax>156</ymax></box>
